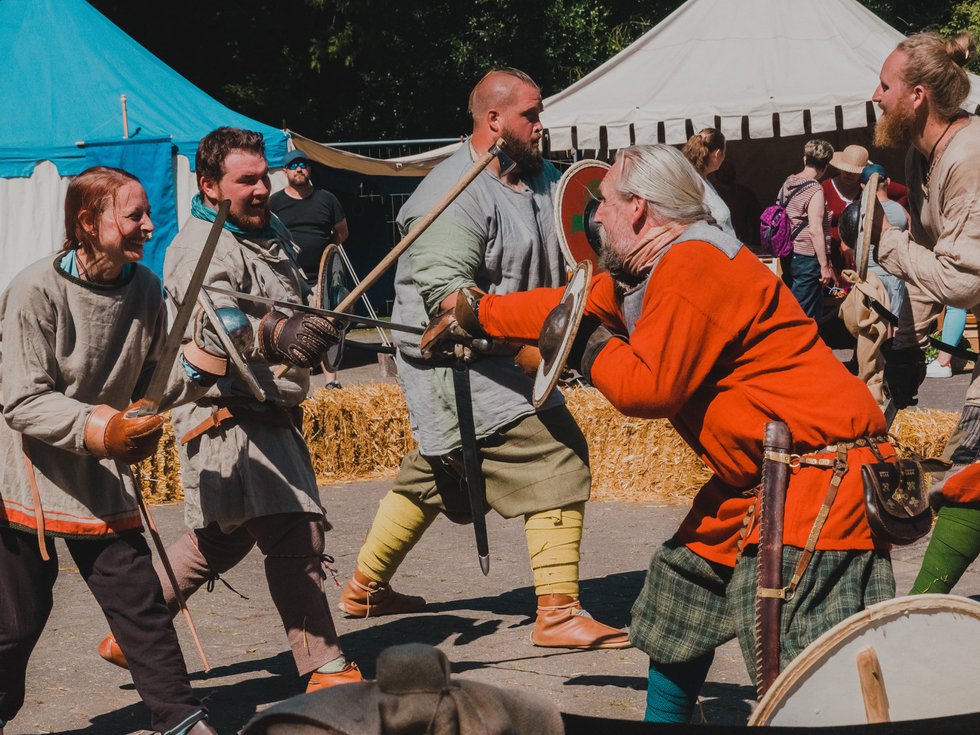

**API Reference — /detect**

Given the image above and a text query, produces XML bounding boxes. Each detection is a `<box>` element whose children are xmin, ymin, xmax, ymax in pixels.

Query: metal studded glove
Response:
<box><xmin>258</xmin><ymin>310</ymin><xmax>339</xmax><ymax>369</ymax></box>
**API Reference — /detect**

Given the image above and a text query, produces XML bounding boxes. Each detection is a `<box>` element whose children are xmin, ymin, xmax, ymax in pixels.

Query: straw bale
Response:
<box><xmin>890</xmin><ymin>408</ymin><xmax>960</xmax><ymax>459</ymax></box>
<box><xmin>138</xmin><ymin>387</ymin><xmax>962</xmax><ymax>506</ymax></box>
<box><xmin>303</xmin><ymin>384</ymin><xmax>416</xmax><ymax>482</ymax></box>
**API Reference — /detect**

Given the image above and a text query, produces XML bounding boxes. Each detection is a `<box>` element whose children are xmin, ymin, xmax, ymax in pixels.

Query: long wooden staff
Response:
<box><xmin>275</xmin><ymin>138</ymin><xmax>507</xmax><ymax>378</ymax></box>
<box><xmin>132</xmin><ymin>472</ymin><xmax>212</xmax><ymax>672</ymax></box>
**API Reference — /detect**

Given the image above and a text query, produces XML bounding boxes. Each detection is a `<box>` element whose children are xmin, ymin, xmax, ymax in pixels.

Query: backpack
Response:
<box><xmin>759</xmin><ymin>180</ymin><xmax>819</xmax><ymax>257</ymax></box>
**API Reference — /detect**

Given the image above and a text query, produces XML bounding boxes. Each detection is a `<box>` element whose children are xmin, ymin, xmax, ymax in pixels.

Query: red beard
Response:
<box><xmin>873</xmin><ymin>103</ymin><xmax>916</xmax><ymax>149</ymax></box>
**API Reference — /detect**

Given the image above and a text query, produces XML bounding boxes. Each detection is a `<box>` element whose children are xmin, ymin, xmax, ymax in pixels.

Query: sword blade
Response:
<box><xmin>451</xmin><ymin>361</ymin><xmax>491</xmax><ymax>575</ymax></box>
<box><xmin>203</xmin><ymin>285</ymin><xmax>425</xmax><ymax>335</ymax></box>
<box><xmin>137</xmin><ymin>200</ymin><xmax>230</xmax><ymax>416</ymax></box>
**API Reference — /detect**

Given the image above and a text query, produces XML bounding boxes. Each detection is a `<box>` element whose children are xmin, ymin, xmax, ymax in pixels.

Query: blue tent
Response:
<box><xmin>0</xmin><ymin>0</ymin><xmax>287</xmax><ymax>278</ymax></box>
<box><xmin>0</xmin><ymin>0</ymin><xmax>287</xmax><ymax>176</ymax></box>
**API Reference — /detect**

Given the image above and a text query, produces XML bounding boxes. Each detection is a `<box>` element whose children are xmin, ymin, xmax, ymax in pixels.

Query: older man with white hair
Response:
<box><xmin>433</xmin><ymin>144</ymin><xmax>897</xmax><ymax>722</ymax></box>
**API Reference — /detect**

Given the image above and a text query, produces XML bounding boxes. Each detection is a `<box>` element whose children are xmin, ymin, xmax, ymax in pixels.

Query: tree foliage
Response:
<box><xmin>90</xmin><ymin>0</ymin><xmax>974</xmax><ymax>142</ymax></box>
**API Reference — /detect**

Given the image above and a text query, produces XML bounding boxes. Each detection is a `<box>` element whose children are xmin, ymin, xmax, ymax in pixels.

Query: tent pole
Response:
<box><xmin>121</xmin><ymin>94</ymin><xmax>129</xmax><ymax>139</ymax></box>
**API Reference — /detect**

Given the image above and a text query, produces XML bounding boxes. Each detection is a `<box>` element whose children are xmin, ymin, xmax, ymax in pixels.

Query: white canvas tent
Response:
<box><xmin>541</xmin><ymin>0</ymin><xmax>980</xmax><ymax>150</ymax></box>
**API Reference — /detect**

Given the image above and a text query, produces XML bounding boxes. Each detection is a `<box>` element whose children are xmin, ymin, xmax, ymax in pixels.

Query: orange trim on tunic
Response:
<box><xmin>480</xmin><ymin>241</ymin><xmax>888</xmax><ymax>567</ymax></box>
<box><xmin>0</xmin><ymin>498</ymin><xmax>142</xmax><ymax>537</ymax></box>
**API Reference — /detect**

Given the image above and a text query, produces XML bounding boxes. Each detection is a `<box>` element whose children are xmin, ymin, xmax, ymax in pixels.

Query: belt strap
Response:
<box><xmin>180</xmin><ymin>406</ymin><xmax>234</xmax><ymax>445</ymax></box>
<box><xmin>760</xmin><ymin>441</ymin><xmax>862</xmax><ymax>600</ymax></box>
<box><xmin>21</xmin><ymin>436</ymin><xmax>50</xmax><ymax>561</ymax></box>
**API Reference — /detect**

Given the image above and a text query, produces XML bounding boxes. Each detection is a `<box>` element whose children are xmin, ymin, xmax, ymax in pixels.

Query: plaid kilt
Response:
<box><xmin>629</xmin><ymin>538</ymin><xmax>894</xmax><ymax>684</ymax></box>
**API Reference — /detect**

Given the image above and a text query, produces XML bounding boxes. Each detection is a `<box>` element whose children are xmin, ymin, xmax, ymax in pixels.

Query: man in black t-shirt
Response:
<box><xmin>270</xmin><ymin>149</ymin><xmax>348</xmax><ymax>282</ymax></box>
<box><xmin>271</xmin><ymin>148</ymin><xmax>349</xmax><ymax>387</ymax></box>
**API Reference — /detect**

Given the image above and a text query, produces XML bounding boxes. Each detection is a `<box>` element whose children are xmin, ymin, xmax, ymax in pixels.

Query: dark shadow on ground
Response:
<box><xmin>416</xmin><ymin>571</ymin><xmax>645</xmax><ymax>630</ymax></box>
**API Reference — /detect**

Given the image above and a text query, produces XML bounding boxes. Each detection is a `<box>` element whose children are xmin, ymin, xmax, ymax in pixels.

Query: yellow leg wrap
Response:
<box><xmin>524</xmin><ymin>501</ymin><xmax>585</xmax><ymax>597</ymax></box>
<box><xmin>356</xmin><ymin>491</ymin><xmax>440</xmax><ymax>583</ymax></box>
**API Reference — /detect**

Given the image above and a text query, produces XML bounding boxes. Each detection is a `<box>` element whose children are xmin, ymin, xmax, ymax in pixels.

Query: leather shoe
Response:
<box><xmin>97</xmin><ymin>633</ymin><xmax>129</xmax><ymax>669</ymax></box>
<box><xmin>306</xmin><ymin>661</ymin><xmax>364</xmax><ymax>692</ymax></box>
<box><xmin>338</xmin><ymin>569</ymin><xmax>426</xmax><ymax>618</ymax></box>
<box><xmin>531</xmin><ymin>594</ymin><xmax>632</xmax><ymax>649</ymax></box>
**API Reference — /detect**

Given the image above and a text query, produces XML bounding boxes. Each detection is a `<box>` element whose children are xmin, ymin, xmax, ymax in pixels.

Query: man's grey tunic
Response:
<box><xmin>391</xmin><ymin>142</ymin><xmax>566</xmax><ymax>455</ymax></box>
<box><xmin>0</xmin><ymin>257</ymin><xmax>165</xmax><ymax>537</ymax></box>
<box><xmin>164</xmin><ymin>217</ymin><xmax>322</xmax><ymax>530</ymax></box>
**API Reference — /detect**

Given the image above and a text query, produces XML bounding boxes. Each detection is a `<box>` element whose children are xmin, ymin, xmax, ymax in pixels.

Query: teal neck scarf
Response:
<box><xmin>191</xmin><ymin>193</ymin><xmax>290</xmax><ymax>241</ymax></box>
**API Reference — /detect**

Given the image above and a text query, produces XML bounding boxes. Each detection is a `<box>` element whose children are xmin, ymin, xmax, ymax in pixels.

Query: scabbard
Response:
<box><xmin>451</xmin><ymin>361</ymin><xmax>491</xmax><ymax>575</ymax></box>
<box><xmin>755</xmin><ymin>420</ymin><xmax>792</xmax><ymax>698</ymax></box>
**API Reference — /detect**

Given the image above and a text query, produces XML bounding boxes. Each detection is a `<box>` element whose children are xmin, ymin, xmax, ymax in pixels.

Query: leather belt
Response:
<box><xmin>180</xmin><ymin>403</ymin><xmax>297</xmax><ymax>445</ymax></box>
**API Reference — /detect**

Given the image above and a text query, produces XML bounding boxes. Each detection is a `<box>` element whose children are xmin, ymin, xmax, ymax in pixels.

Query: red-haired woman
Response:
<box><xmin>0</xmin><ymin>167</ymin><xmax>215</xmax><ymax>735</ymax></box>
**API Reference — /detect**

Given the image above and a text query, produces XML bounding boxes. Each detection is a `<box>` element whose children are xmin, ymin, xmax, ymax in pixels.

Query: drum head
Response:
<box><xmin>316</xmin><ymin>244</ymin><xmax>350</xmax><ymax>372</ymax></box>
<box><xmin>555</xmin><ymin>160</ymin><xmax>610</xmax><ymax>270</ymax></box>
<box><xmin>855</xmin><ymin>172</ymin><xmax>879</xmax><ymax>281</ymax></box>
<box><xmin>532</xmin><ymin>260</ymin><xmax>592</xmax><ymax>408</ymax></box>
<box><xmin>750</xmin><ymin>594</ymin><xmax>980</xmax><ymax>726</ymax></box>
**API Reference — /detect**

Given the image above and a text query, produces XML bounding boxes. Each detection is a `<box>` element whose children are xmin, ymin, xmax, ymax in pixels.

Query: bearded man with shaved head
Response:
<box><xmin>337</xmin><ymin>68</ymin><xmax>629</xmax><ymax>650</ymax></box>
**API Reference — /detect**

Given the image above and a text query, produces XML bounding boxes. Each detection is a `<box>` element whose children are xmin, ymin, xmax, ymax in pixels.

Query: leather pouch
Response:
<box><xmin>861</xmin><ymin>460</ymin><xmax>932</xmax><ymax>544</ymax></box>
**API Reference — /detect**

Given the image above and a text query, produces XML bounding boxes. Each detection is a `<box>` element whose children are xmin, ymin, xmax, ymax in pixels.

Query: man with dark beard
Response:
<box><xmin>337</xmin><ymin>69</ymin><xmax>630</xmax><ymax>651</ymax></box>
<box><xmin>429</xmin><ymin>144</ymin><xmax>896</xmax><ymax>722</ymax></box>
<box><xmin>872</xmin><ymin>33</ymin><xmax>980</xmax><ymax>595</ymax></box>
<box><xmin>97</xmin><ymin>127</ymin><xmax>362</xmax><ymax>694</ymax></box>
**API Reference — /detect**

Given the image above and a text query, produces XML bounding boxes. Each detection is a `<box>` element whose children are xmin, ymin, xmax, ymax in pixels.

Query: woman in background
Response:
<box><xmin>682</xmin><ymin>127</ymin><xmax>736</xmax><ymax>238</ymax></box>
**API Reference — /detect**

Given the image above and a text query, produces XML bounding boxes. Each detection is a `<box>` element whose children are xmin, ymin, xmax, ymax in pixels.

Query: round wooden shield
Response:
<box><xmin>532</xmin><ymin>260</ymin><xmax>592</xmax><ymax>408</ymax></box>
<box><xmin>555</xmin><ymin>160</ymin><xmax>610</xmax><ymax>270</ymax></box>
<box><xmin>315</xmin><ymin>244</ymin><xmax>349</xmax><ymax>372</ymax></box>
<box><xmin>855</xmin><ymin>171</ymin><xmax>879</xmax><ymax>282</ymax></box>
<box><xmin>750</xmin><ymin>594</ymin><xmax>980</xmax><ymax>726</ymax></box>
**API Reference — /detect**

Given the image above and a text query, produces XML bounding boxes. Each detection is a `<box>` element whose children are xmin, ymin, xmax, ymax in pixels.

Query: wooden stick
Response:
<box><xmin>856</xmin><ymin>646</ymin><xmax>890</xmax><ymax>723</ymax></box>
<box><xmin>275</xmin><ymin>137</ymin><xmax>505</xmax><ymax>378</ymax></box>
<box><xmin>132</xmin><ymin>475</ymin><xmax>211</xmax><ymax>672</ymax></box>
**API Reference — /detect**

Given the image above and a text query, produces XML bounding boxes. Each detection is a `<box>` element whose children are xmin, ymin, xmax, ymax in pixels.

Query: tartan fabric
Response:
<box><xmin>630</xmin><ymin>539</ymin><xmax>894</xmax><ymax>683</ymax></box>
<box><xmin>946</xmin><ymin>404</ymin><xmax>980</xmax><ymax>464</ymax></box>
<box><xmin>391</xmin><ymin>405</ymin><xmax>590</xmax><ymax>522</ymax></box>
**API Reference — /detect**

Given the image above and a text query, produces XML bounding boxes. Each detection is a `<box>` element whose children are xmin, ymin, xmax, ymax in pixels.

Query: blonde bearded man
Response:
<box><xmin>872</xmin><ymin>33</ymin><xmax>980</xmax><ymax>593</ymax></box>
<box><xmin>337</xmin><ymin>68</ymin><xmax>629</xmax><ymax>650</ymax></box>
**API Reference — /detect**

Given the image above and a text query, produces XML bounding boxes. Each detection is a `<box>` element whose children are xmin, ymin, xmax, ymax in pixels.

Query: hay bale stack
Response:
<box><xmin>303</xmin><ymin>384</ymin><xmax>415</xmax><ymax>482</ymax></box>
<box><xmin>563</xmin><ymin>387</ymin><xmax>711</xmax><ymax>502</ymax></box>
<box><xmin>137</xmin><ymin>386</ymin><xmax>963</xmax><ymax>505</ymax></box>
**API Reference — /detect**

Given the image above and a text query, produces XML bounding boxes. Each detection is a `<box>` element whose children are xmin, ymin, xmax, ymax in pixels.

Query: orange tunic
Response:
<box><xmin>480</xmin><ymin>239</ymin><xmax>889</xmax><ymax>567</ymax></box>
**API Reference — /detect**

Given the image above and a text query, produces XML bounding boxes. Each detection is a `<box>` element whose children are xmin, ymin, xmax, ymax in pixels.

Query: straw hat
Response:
<box><xmin>830</xmin><ymin>145</ymin><xmax>870</xmax><ymax>174</ymax></box>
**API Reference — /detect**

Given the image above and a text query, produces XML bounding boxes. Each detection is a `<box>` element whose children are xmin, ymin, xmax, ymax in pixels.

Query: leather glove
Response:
<box><xmin>562</xmin><ymin>314</ymin><xmax>617</xmax><ymax>385</ymax></box>
<box><xmin>419</xmin><ymin>288</ymin><xmax>492</xmax><ymax>362</ymax></box>
<box><xmin>881</xmin><ymin>338</ymin><xmax>926</xmax><ymax>409</ymax></box>
<box><xmin>258</xmin><ymin>310</ymin><xmax>339</xmax><ymax>368</ymax></box>
<box><xmin>182</xmin><ymin>306</ymin><xmax>254</xmax><ymax>378</ymax></box>
<box><xmin>84</xmin><ymin>400</ymin><xmax>164</xmax><ymax>464</ymax></box>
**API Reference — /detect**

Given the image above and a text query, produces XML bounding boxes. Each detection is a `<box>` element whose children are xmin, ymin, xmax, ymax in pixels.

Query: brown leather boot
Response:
<box><xmin>338</xmin><ymin>568</ymin><xmax>426</xmax><ymax>618</ymax></box>
<box><xmin>531</xmin><ymin>594</ymin><xmax>632</xmax><ymax>649</ymax></box>
<box><xmin>97</xmin><ymin>633</ymin><xmax>129</xmax><ymax>669</ymax></box>
<box><xmin>306</xmin><ymin>661</ymin><xmax>364</xmax><ymax>693</ymax></box>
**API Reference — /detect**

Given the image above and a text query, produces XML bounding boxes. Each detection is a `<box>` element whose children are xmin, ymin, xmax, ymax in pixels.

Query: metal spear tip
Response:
<box><xmin>479</xmin><ymin>554</ymin><xmax>490</xmax><ymax>576</ymax></box>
